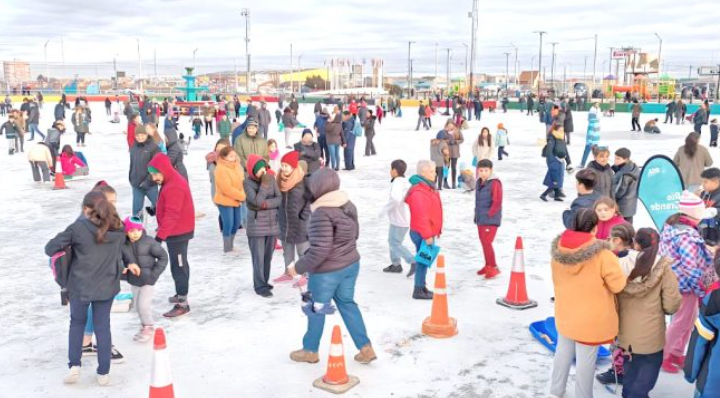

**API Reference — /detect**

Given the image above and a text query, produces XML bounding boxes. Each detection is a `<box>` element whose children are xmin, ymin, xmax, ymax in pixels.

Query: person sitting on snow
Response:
<box><xmin>644</xmin><ymin>119</ymin><xmax>661</xmax><ymax>134</ymax></box>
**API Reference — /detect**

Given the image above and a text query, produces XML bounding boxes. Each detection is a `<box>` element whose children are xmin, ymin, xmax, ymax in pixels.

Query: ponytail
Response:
<box><xmin>628</xmin><ymin>228</ymin><xmax>659</xmax><ymax>281</ymax></box>
<box><xmin>82</xmin><ymin>192</ymin><xmax>122</xmax><ymax>243</ymax></box>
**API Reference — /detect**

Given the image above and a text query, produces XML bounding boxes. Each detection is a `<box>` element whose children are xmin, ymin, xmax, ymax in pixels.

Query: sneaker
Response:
<box><xmin>477</xmin><ymin>266</ymin><xmax>488</xmax><ymax>276</ymax></box>
<box><xmin>383</xmin><ymin>264</ymin><xmax>403</xmax><ymax>273</ymax></box>
<box><xmin>133</xmin><ymin>326</ymin><xmax>154</xmax><ymax>343</ymax></box>
<box><xmin>412</xmin><ymin>286</ymin><xmax>433</xmax><ymax>300</ymax></box>
<box><xmin>484</xmin><ymin>267</ymin><xmax>501</xmax><ymax>279</ymax></box>
<box><xmin>164</xmin><ymin>304</ymin><xmax>190</xmax><ymax>318</ymax></box>
<box><xmin>406</xmin><ymin>263</ymin><xmax>417</xmax><ymax>278</ymax></box>
<box><xmin>273</xmin><ymin>274</ymin><xmax>294</xmax><ymax>284</ymax></box>
<box><xmin>596</xmin><ymin>368</ymin><xmax>623</xmax><ymax>385</ymax></box>
<box><xmin>554</xmin><ymin>197</ymin><xmax>564</xmax><ymax>202</ymax></box>
<box><xmin>354</xmin><ymin>344</ymin><xmax>377</xmax><ymax>364</ymax></box>
<box><xmin>82</xmin><ymin>343</ymin><xmax>97</xmax><ymax>356</ymax></box>
<box><xmin>290</xmin><ymin>349</ymin><xmax>319</xmax><ymax>364</ymax></box>
<box><xmin>97</xmin><ymin>374</ymin><xmax>110</xmax><ymax>386</ymax></box>
<box><xmin>292</xmin><ymin>275</ymin><xmax>308</xmax><ymax>288</ymax></box>
<box><xmin>64</xmin><ymin>366</ymin><xmax>81</xmax><ymax>384</ymax></box>
<box><xmin>111</xmin><ymin>346</ymin><xmax>124</xmax><ymax>364</ymax></box>
<box><xmin>540</xmin><ymin>195</ymin><xmax>549</xmax><ymax>202</ymax></box>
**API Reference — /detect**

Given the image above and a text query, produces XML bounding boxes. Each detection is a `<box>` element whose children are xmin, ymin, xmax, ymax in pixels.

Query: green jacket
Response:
<box><xmin>218</xmin><ymin>120</ymin><xmax>231</xmax><ymax>138</ymax></box>
<box><xmin>234</xmin><ymin>129</ymin><xmax>269</xmax><ymax>170</ymax></box>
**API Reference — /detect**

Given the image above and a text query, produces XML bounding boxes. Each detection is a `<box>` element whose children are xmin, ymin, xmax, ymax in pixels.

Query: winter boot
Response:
<box><xmin>97</xmin><ymin>374</ymin><xmax>110</xmax><ymax>386</ymax></box>
<box><xmin>64</xmin><ymin>366</ymin><xmax>81</xmax><ymax>384</ymax></box>
<box><xmin>230</xmin><ymin>234</ymin><xmax>236</xmax><ymax>251</ymax></box>
<box><xmin>412</xmin><ymin>286</ymin><xmax>433</xmax><ymax>300</ymax></box>
<box><xmin>354</xmin><ymin>344</ymin><xmax>377</xmax><ymax>364</ymax></box>
<box><xmin>596</xmin><ymin>367</ymin><xmax>623</xmax><ymax>385</ymax></box>
<box><xmin>223</xmin><ymin>236</ymin><xmax>232</xmax><ymax>253</ymax></box>
<box><xmin>406</xmin><ymin>263</ymin><xmax>417</xmax><ymax>278</ymax></box>
<box><xmin>484</xmin><ymin>266</ymin><xmax>500</xmax><ymax>279</ymax></box>
<box><xmin>553</xmin><ymin>189</ymin><xmax>564</xmax><ymax>202</ymax></box>
<box><xmin>383</xmin><ymin>264</ymin><xmax>403</xmax><ymax>273</ymax></box>
<box><xmin>290</xmin><ymin>349</ymin><xmax>319</xmax><ymax>364</ymax></box>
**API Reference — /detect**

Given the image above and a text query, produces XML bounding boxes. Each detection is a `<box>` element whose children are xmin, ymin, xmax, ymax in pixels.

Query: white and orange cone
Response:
<box><xmin>149</xmin><ymin>328</ymin><xmax>175</xmax><ymax>398</ymax></box>
<box><xmin>496</xmin><ymin>237</ymin><xmax>538</xmax><ymax>310</ymax></box>
<box><xmin>313</xmin><ymin>325</ymin><xmax>360</xmax><ymax>394</ymax></box>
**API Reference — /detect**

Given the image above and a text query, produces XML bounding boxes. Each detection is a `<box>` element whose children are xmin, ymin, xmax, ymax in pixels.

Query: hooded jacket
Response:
<box><xmin>279</xmin><ymin>173</ymin><xmax>311</xmax><ymax>244</ymax></box>
<box><xmin>430</xmin><ymin>139</ymin><xmax>448</xmax><ymax>168</ymax></box>
<box><xmin>214</xmin><ymin>157</ymin><xmax>246</xmax><ymax>207</ymax></box>
<box><xmin>149</xmin><ymin>153</ymin><xmax>195</xmax><ymax>242</ymax></box>
<box><xmin>405</xmin><ymin>175</ymin><xmax>443</xmax><ymax>239</ymax></box>
<box><xmin>586</xmin><ymin>161</ymin><xmax>614</xmax><ymax>199</ymax></box>
<box><xmin>551</xmin><ymin>231</ymin><xmax>627</xmax><ymax>344</ymax></box>
<box><xmin>612</xmin><ymin>161</ymin><xmax>640</xmax><ymax>218</ymax></box>
<box><xmin>243</xmin><ymin>154</ymin><xmax>281</xmax><ymax>238</ymax></box>
<box><xmin>121</xmin><ymin>232</ymin><xmax>169</xmax><ymax>287</ymax></box>
<box><xmin>436</xmin><ymin>129</ymin><xmax>464</xmax><ymax>159</ymax></box>
<box><xmin>685</xmin><ymin>289</ymin><xmax>720</xmax><ymax>397</ymax></box>
<box><xmin>294</xmin><ymin>168</ymin><xmax>360</xmax><ymax>275</ymax></box>
<box><xmin>234</xmin><ymin>127</ymin><xmax>269</xmax><ymax>170</ymax></box>
<box><xmin>617</xmin><ymin>256</ymin><xmax>681</xmax><ymax>354</ymax></box>
<box><xmin>45</xmin><ymin>218</ymin><xmax>127</xmax><ymax>302</ymax></box>
<box><xmin>129</xmin><ymin>139</ymin><xmax>160</xmax><ymax>189</ymax></box>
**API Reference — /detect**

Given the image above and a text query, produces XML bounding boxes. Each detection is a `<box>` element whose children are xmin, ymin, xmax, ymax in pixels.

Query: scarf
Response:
<box><xmin>205</xmin><ymin>151</ymin><xmax>218</xmax><ymax>165</ymax></box>
<box><xmin>269</xmin><ymin>149</ymin><xmax>280</xmax><ymax>160</ymax></box>
<box><xmin>277</xmin><ymin>166</ymin><xmax>305</xmax><ymax>192</ymax></box>
<box><xmin>310</xmin><ymin>190</ymin><xmax>349</xmax><ymax>212</ymax></box>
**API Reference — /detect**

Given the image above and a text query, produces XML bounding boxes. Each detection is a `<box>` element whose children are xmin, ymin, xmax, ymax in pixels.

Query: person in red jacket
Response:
<box><xmin>148</xmin><ymin>153</ymin><xmax>196</xmax><ymax>318</ymax></box>
<box><xmin>126</xmin><ymin>114</ymin><xmax>141</xmax><ymax>150</ymax></box>
<box><xmin>405</xmin><ymin>160</ymin><xmax>443</xmax><ymax>300</ymax></box>
<box><xmin>349</xmin><ymin>100</ymin><xmax>358</xmax><ymax>119</ymax></box>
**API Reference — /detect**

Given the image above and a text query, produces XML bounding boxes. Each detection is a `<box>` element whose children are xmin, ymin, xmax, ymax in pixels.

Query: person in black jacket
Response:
<box><xmin>121</xmin><ymin>217</ymin><xmax>168</xmax><ymax>343</ymax></box>
<box><xmin>415</xmin><ymin>102</ymin><xmax>429</xmax><ymax>131</ymax></box>
<box><xmin>129</xmin><ymin>126</ymin><xmax>161</xmax><ymax>217</ymax></box>
<box><xmin>45</xmin><ymin>191</ymin><xmax>130</xmax><ymax>386</ymax></box>
<box><xmin>293</xmin><ymin>129</ymin><xmax>321</xmax><ymax>174</ymax></box>
<box><xmin>562</xmin><ymin>169</ymin><xmax>602</xmax><ymax>228</ymax></box>
<box><xmin>364</xmin><ymin>110</ymin><xmax>377</xmax><ymax>156</ymax></box>
<box><xmin>54</xmin><ymin>100</ymin><xmax>66</xmax><ymax>121</ymax></box>
<box><xmin>159</xmin><ymin>124</ymin><xmax>188</xmax><ymax>180</ymax></box>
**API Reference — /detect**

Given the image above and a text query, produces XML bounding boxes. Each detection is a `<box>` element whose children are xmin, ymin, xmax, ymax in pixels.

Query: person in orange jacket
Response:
<box><xmin>213</xmin><ymin>146</ymin><xmax>246</xmax><ymax>253</ymax></box>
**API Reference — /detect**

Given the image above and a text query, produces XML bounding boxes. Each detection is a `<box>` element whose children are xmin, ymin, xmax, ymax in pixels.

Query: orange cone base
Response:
<box><xmin>496</xmin><ymin>297</ymin><xmax>538</xmax><ymax>310</ymax></box>
<box><xmin>313</xmin><ymin>375</ymin><xmax>359</xmax><ymax>394</ymax></box>
<box><xmin>422</xmin><ymin>316</ymin><xmax>458</xmax><ymax>338</ymax></box>
<box><xmin>149</xmin><ymin>385</ymin><xmax>175</xmax><ymax>398</ymax></box>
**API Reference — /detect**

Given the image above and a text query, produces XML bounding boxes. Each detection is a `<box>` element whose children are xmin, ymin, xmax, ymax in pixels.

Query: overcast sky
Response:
<box><xmin>1</xmin><ymin>0</ymin><xmax>719</xmax><ymax>78</ymax></box>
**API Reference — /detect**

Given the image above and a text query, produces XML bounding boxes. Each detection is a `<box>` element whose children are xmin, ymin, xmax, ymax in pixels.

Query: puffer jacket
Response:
<box><xmin>612</xmin><ymin>161</ymin><xmax>640</xmax><ymax>218</ymax></box>
<box><xmin>129</xmin><ymin>140</ymin><xmax>160</xmax><ymax>189</ymax></box>
<box><xmin>27</xmin><ymin>142</ymin><xmax>54</xmax><ymax>165</ymax></box>
<box><xmin>214</xmin><ymin>157</ymin><xmax>246</xmax><ymax>207</ymax></box>
<box><xmin>405</xmin><ymin>175</ymin><xmax>443</xmax><ymax>239</ymax></box>
<box><xmin>551</xmin><ymin>230</ymin><xmax>626</xmax><ymax>344</ymax></box>
<box><xmin>244</xmin><ymin>155</ymin><xmax>281</xmax><ymax>237</ymax></box>
<box><xmin>617</xmin><ymin>256</ymin><xmax>681</xmax><ymax>354</ymax></box>
<box><xmin>586</xmin><ymin>161</ymin><xmax>614</xmax><ymax>199</ymax></box>
<box><xmin>325</xmin><ymin>115</ymin><xmax>346</xmax><ymax>146</ymax></box>
<box><xmin>149</xmin><ymin>153</ymin><xmax>195</xmax><ymax>242</ymax></box>
<box><xmin>294</xmin><ymin>168</ymin><xmax>361</xmax><ymax>275</ymax></box>
<box><xmin>121</xmin><ymin>233</ymin><xmax>169</xmax><ymax>287</ymax></box>
<box><xmin>294</xmin><ymin>141</ymin><xmax>322</xmax><ymax>174</ymax></box>
<box><xmin>279</xmin><ymin>175</ymin><xmax>310</xmax><ymax>244</ymax></box>
<box><xmin>164</xmin><ymin>128</ymin><xmax>188</xmax><ymax>180</ymax></box>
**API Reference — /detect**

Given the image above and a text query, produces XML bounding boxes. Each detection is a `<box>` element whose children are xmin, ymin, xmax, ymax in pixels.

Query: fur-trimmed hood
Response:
<box><xmin>621</xmin><ymin>256</ymin><xmax>673</xmax><ymax>297</ymax></box>
<box><xmin>551</xmin><ymin>234</ymin><xmax>611</xmax><ymax>273</ymax></box>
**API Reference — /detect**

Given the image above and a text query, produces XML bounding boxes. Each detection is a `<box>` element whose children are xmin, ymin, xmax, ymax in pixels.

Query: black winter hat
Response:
<box><xmin>615</xmin><ymin>148</ymin><xmax>631</xmax><ymax>159</ymax></box>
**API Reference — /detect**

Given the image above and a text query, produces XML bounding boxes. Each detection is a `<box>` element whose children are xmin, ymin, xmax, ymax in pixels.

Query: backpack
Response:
<box><xmin>353</xmin><ymin>119</ymin><xmax>363</xmax><ymax>137</ymax></box>
<box><xmin>49</xmin><ymin>247</ymin><xmax>72</xmax><ymax>305</ymax></box>
<box><xmin>553</xmin><ymin>139</ymin><xmax>568</xmax><ymax>159</ymax></box>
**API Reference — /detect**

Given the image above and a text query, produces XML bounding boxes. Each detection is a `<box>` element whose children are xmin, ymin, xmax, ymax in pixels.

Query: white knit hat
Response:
<box><xmin>679</xmin><ymin>190</ymin><xmax>716</xmax><ymax>220</ymax></box>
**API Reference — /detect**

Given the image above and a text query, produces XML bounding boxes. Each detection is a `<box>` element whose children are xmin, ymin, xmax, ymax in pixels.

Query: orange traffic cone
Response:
<box><xmin>53</xmin><ymin>158</ymin><xmax>67</xmax><ymax>190</ymax></box>
<box><xmin>422</xmin><ymin>255</ymin><xmax>458</xmax><ymax>338</ymax></box>
<box><xmin>149</xmin><ymin>328</ymin><xmax>175</xmax><ymax>398</ymax></box>
<box><xmin>496</xmin><ymin>237</ymin><xmax>538</xmax><ymax>310</ymax></box>
<box><xmin>313</xmin><ymin>325</ymin><xmax>360</xmax><ymax>394</ymax></box>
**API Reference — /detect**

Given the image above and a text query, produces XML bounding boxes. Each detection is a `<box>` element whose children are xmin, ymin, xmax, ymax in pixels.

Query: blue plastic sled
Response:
<box><xmin>530</xmin><ymin>317</ymin><xmax>611</xmax><ymax>362</ymax></box>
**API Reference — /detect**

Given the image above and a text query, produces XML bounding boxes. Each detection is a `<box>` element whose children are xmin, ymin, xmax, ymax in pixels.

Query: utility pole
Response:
<box><xmin>290</xmin><ymin>44</ymin><xmax>293</xmax><ymax>94</ymax></box>
<box><xmin>407</xmin><ymin>41</ymin><xmax>415</xmax><ymax>98</ymax></box>
<box><xmin>468</xmin><ymin>0</ymin><xmax>478</xmax><ymax>96</ymax></box>
<box><xmin>445</xmin><ymin>48</ymin><xmax>452</xmax><ymax>115</ymax></box>
<box><xmin>61</xmin><ymin>35</ymin><xmax>66</xmax><ymax>78</ymax></box>
<box><xmin>592</xmin><ymin>34</ymin><xmax>598</xmax><ymax>93</ymax></box>
<box><xmin>583</xmin><ymin>56</ymin><xmax>588</xmax><ymax>81</ymax></box>
<box><xmin>242</xmin><ymin>8</ymin><xmax>251</xmax><ymax>93</ymax></box>
<box><xmin>435</xmin><ymin>42</ymin><xmax>439</xmax><ymax>84</ymax></box>
<box><xmin>550</xmin><ymin>42</ymin><xmax>558</xmax><ymax>93</ymax></box>
<box><xmin>608</xmin><ymin>47</ymin><xmax>613</xmax><ymax>76</ymax></box>
<box><xmin>43</xmin><ymin>40</ymin><xmax>49</xmax><ymax>91</ymax></box>
<box><xmin>137</xmin><ymin>39</ymin><xmax>143</xmax><ymax>93</ymax></box>
<box><xmin>113</xmin><ymin>56</ymin><xmax>117</xmax><ymax>91</ymax></box>
<box><xmin>154</xmin><ymin>49</ymin><xmax>157</xmax><ymax>78</ymax></box>
<box><xmin>511</xmin><ymin>43</ymin><xmax>518</xmax><ymax>86</ymax></box>
<box><xmin>234</xmin><ymin>58</ymin><xmax>239</xmax><ymax>93</ymax></box>
<box><xmin>462</xmin><ymin>43</ymin><xmax>469</xmax><ymax>88</ymax></box>
<box><xmin>655</xmin><ymin>33</ymin><xmax>662</xmax><ymax>100</ymax></box>
<box><xmin>533</xmin><ymin>31</ymin><xmax>546</xmax><ymax>95</ymax></box>
<box><xmin>504</xmin><ymin>52</ymin><xmax>510</xmax><ymax>92</ymax></box>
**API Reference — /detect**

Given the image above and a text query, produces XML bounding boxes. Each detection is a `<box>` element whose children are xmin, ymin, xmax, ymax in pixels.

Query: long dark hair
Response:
<box><xmin>82</xmin><ymin>192</ymin><xmax>122</xmax><ymax>244</ymax></box>
<box><xmin>478</xmin><ymin>127</ymin><xmax>492</xmax><ymax>147</ymax></box>
<box><xmin>684</xmin><ymin>132</ymin><xmax>700</xmax><ymax>158</ymax></box>
<box><xmin>571</xmin><ymin>208</ymin><xmax>599</xmax><ymax>233</ymax></box>
<box><xmin>629</xmin><ymin>228</ymin><xmax>660</xmax><ymax>280</ymax></box>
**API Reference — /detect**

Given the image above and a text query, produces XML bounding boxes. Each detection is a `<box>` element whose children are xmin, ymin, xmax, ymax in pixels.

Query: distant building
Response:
<box><xmin>3</xmin><ymin>60</ymin><xmax>31</xmax><ymax>84</ymax></box>
<box><xmin>519</xmin><ymin>71</ymin><xmax>540</xmax><ymax>87</ymax></box>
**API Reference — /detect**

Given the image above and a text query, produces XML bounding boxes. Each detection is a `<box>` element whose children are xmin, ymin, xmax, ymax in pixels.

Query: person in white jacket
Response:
<box><xmin>380</xmin><ymin>159</ymin><xmax>417</xmax><ymax>275</ymax></box>
<box><xmin>472</xmin><ymin>127</ymin><xmax>494</xmax><ymax>177</ymax></box>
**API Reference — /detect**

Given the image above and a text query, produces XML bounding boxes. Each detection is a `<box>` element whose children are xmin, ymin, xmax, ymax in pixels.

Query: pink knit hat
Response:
<box><xmin>679</xmin><ymin>191</ymin><xmax>715</xmax><ymax>220</ymax></box>
<box><xmin>123</xmin><ymin>216</ymin><xmax>144</xmax><ymax>232</ymax></box>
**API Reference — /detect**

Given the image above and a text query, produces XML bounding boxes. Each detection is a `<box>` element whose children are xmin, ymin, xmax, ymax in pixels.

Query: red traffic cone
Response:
<box><xmin>149</xmin><ymin>328</ymin><xmax>175</xmax><ymax>398</ymax></box>
<box><xmin>53</xmin><ymin>157</ymin><xmax>67</xmax><ymax>190</ymax></box>
<box><xmin>422</xmin><ymin>255</ymin><xmax>458</xmax><ymax>338</ymax></box>
<box><xmin>313</xmin><ymin>325</ymin><xmax>360</xmax><ymax>394</ymax></box>
<box><xmin>496</xmin><ymin>237</ymin><xmax>537</xmax><ymax>310</ymax></box>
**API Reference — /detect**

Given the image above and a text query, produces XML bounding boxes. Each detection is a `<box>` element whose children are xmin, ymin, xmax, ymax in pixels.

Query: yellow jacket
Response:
<box><xmin>213</xmin><ymin>157</ymin><xmax>246</xmax><ymax>207</ymax></box>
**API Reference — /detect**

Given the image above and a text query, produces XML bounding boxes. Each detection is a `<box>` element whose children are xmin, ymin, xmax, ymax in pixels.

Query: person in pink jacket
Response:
<box><xmin>60</xmin><ymin>145</ymin><xmax>88</xmax><ymax>177</ymax></box>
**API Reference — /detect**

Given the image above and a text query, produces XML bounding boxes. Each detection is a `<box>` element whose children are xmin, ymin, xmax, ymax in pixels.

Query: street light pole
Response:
<box><xmin>113</xmin><ymin>56</ymin><xmax>118</xmax><ymax>91</ymax></box>
<box><xmin>446</xmin><ymin>48</ymin><xmax>452</xmax><ymax>114</ymax></box>
<box><xmin>592</xmin><ymin>34</ymin><xmax>598</xmax><ymax>94</ymax></box>
<box><xmin>462</xmin><ymin>43</ymin><xmax>469</xmax><ymax>89</ymax></box>
<box><xmin>510</xmin><ymin>43</ymin><xmax>518</xmax><ymax>86</ymax></box>
<box><xmin>655</xmin><ymin>33</ymin><xmax>662</xmax><ymax>100</ymax></box>
<box><xmin>468</xmin><ymin>0</ymin><xmax>478</xmax><ymax>96</ymax></box>
<box><xmin>435</xmin><ymin>42</ymin><xmax>439</xmax><ymax>83</ymax></box>
<box><xmin>550</xmin><ymin>42</ymin><xmax>558</xmax><ymax>93</ymax></box>
<box><xmin>533</xmin><ymin>31</ymin><xmax>546</xmax><ymax>95</ymax></box>
<box><xmin>43</xmin><ymin>40</ymin><xmax>49</xmax><ymax>91</ymax></box>
<box><xmin>407</xmin><ymin>41</ymin><xmax>415</xmax><ymax>98</ymax></box>
<box><xmin>290</xmin><ymin>44</ymin><xmax>293</xmax><ymax>94</ymax></box>
<box><xmin>504</xmin><ymin>52</ymin><xmax>510</xmax><ymax>92</ymax></box>
<box><xmin>242</xmin><ymin>8</ymin><xmax>251</xmax><ymax>93</ymax></box>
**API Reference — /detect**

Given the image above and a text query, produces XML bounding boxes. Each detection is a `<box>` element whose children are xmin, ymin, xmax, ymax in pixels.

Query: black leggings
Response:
<box><xmin>436</xmin><ymin>166</ymin><xmax>444</xmax><ymax>190</ymax></box>
<box><xmin>205</xmin><ymin>120</ymin><xmax>213</xmax><ymax>135</ymax></box>
<box><xmin>631</xmin><ymin>117</ymin><xmax>641</xmax><ymax>131</ymax></box>
<box><xmin>450</xmin><ymin>158</ymin><xmax>458</xmax><ymax>188</ymax></box>
<box><xmin>167</xmin><ymin>239</ymin><xmax>190</xmax><ymax>297</ymax></box>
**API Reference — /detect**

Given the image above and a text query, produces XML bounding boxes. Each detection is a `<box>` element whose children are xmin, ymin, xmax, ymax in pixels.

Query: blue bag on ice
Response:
<box><xmin>352</xmin><ymin>119</ymin><xmax>363</xmax><ymax>137</ymax></box>
<box><xmin>415</xmin><ymin>242</ymin><xmax>440</xmax><ymax>268</ymax></box>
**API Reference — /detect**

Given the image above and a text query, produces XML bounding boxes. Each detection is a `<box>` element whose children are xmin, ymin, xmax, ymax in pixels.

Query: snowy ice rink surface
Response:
<box><xmin>0</xmin><ymin>101</ymin><xmax>701</xmax><ymax>397</ymax></box>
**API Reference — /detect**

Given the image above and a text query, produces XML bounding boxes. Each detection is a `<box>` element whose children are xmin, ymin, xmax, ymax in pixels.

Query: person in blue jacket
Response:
<box><xmin>342</xmin><ymin>111</ymin><xmax>356</xmax><ymax>171</ymax></box>
<box><xmin>684</xmin><ymin>259</ymin><xmax>720</xmax><ymax>398</ymax></box>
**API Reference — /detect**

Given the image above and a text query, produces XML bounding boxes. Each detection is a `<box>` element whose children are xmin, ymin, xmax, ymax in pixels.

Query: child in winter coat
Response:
<box><xmin>459</xmin><ymin>169</ymin><xmax>476</xmax><ymax>192</ymax></box>
<box><xmin>475</xmin><ymin>159</ymin><xmax>503</xmax><ymax>279</ymax></box>
<box><xmin>218</xmin><ymin>114</ymin><xmax>231</xmax><ymax>140</ymax></box>
<box><xmin>0</xmin><ymin>115</ymin><xmax>18</xmax><ymax>155</ymax></box>
<box><xmin>700</xmin><ymin>168</ymin><xmax>720</xmax><ymax>246</ymax></box>
<box><xmin>121</xmin><ymin>217</ymin><xmax>168</xmax><ymax>343</ymax></box>
<box><xmin>587</xmin><ymin>145</ymin><xmax>614</xmax><ymax>198</ymax></box>
<box><xmin>607</xmin><ymin>228</ymin><xmax>682</xmax><ymax>397</ymax></box>
<box><xmin>612</xmin><ymin>148</ymin><xmax>640</xmax><ymax>223</ymax></box>
<box><xmin>594</xmin><ymin>196</ymin><xmax>628</xmax><ymax>240</ymax></box>
<box><xmin>562</xmin><ymin>169</ymin><xmax>602</xmax><ymax>229</ymax></box>
<box><xmin>60</xmin><ymin>145</ymin><xmax>88</xmax><ymax>177</ymax></box>
<box><xmin>380</xmin><ymin>160</ymin><xmax>416</xmax><ymax>274</ymax></box>
<box><xmin>495</xmin><ymin>123</ymin><xmax>509</xmax><ymax>160</ymax></box>
<box><xmin>430</xmin><ymin>138</ymin><xmax>449</xmax><ymax>191</ymax></box>
<box><xmin>472</xmin><ymin>127</ymin><xmax>494</xmax><ymax>172</ymax></box>
<box><xmin>267</xmin><ymin>139</ymin><xmax>280</xmax><ymax>174</ymax></box>
<box><xmin>213</xmin><ymin>146</ymin><xmax>246</xmax><ymax>252</ymax></box>
<box><xmin>685</xmin><ymin>256</ymin><xmax>720</xmax><ymax>398</ymax></box>
<box><xmin>710</xmin><ymin>119</ymin><xmax>718</xmax><ymax>147</ymax></box>
<box><xmin>659</xmin><ymin>191</ymin><xmax>716</xmax><ymax>374</ymax></box>
<box><xmin>191</xmin><ymin>116</ymin><xmax>202</xmax><ymax>139</ymax></box>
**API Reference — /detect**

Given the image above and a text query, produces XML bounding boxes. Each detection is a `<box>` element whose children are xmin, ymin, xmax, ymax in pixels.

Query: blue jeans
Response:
<box><xmin>132</xmin><ymin>185</ymin><xmax>159</xmax><ymax>217</ymax></box>
<box><xmin>580</xmin><ymin>144</ymin><xmax>593</xmax><ymax>167</ymax></box>
<box><xmin>302</xmin><ymin>262</ymin><xmax>371</xmax><ymax>352</ymax></box>
<box><xmin>69</xmin><ymin>298</ymin><xmax>113</xmax><ymax>375</ymax></box>
<box><xmin>28</xmin><ymin>123</ymin><xmax>45</xmax><ymax>140</ymax></box>
<box><xmin>218</xmin><ymin>205</ymin><xmax>241</xmax><ymax>237</ymax></box>
<box><xmin>409</xmin><ymin>230</ymin><xmax>428</xmax><ymax>287</ymax></box>
<box><xmin>328</xmin><ymin>144</ymin><xmax>340</xmax><ymax>170</ymax></box>
<box><xmin>344</xmin><ymin>137</ymin><xmax>356</xmax><ymax>169</ymax></box>
<box><xmin>389</xmin><ymin>225</ymin><xmax>414</xmax><ymax>266</ymax></box>
<box><xmin>240</xmin><ymin>202</ymin><xmax>247</xmax><ymax>228</ymax></box>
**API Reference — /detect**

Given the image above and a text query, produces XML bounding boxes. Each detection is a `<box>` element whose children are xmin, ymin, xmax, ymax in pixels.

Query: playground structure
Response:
<box><xmin>656</xmin><ymin>74</ymin><xmax>676</xmax><ymax>100</ymax></box>
<box><xmin>610</xmin><ymin>74</ymin><xmax>651</xmax><ymax>100</ymax></box>
<box><xmin>175</xmin><ymin>67</ymin><xmax>209</xmax><ymax>102</ymax></box>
